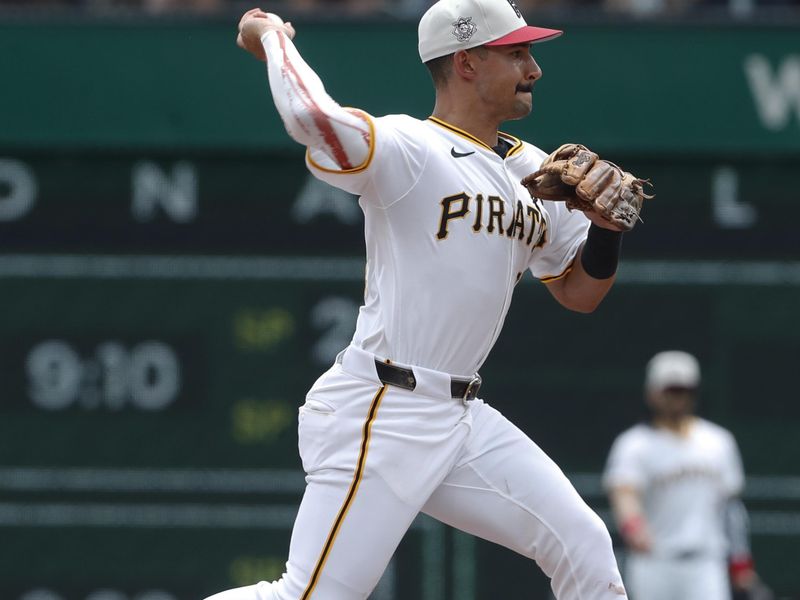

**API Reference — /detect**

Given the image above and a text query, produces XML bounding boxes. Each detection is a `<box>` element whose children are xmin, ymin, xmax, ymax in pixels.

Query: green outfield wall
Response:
<box><xmin>0</xmin><ymin>18</ymin><xmax>799</xmax><ymax>152</ymax></box>
<box><xmin>1</xmin><ymin>15</ymin><xmax>799</xmax><ymax>600</ymax></box>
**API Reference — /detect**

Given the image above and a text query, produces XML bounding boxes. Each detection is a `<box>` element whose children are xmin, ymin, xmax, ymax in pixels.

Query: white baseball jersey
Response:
<box><xmin>260</xmin><ymin>27</ymin><xmax>589</xmax><ymax>376</ymax></box>
<box><xmin>204</xmin><ymin>28</ymin><xmax>628</xmax><ymax>600</ymax></box>
<box><xmin>603</xmin><ymin>418</ymin><xmax>745</xmax><ymax>559</ymax></box>
<box><xmin>308</xmin><ymin>114</ymin><xmax>589</xmax><ymax>376</ymax></box>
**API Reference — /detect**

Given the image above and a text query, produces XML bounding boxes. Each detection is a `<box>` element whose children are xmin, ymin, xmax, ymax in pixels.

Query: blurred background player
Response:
<box><xmin>603</xmin><ymin>350</ymin><xmax>771</xmax><ymax>600</ymax></box>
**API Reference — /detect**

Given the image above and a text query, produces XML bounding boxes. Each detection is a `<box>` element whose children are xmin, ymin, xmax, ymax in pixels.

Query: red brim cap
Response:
<box><xmin>484</xmin><ymin>26</ymin><xmax>563</xmax><ymax>46</ymax></box>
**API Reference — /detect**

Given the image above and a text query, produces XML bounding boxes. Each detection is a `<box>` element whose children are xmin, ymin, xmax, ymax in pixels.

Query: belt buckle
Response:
<box><xmin>462</xmin><ymin>373</ymin><xmax>482</xmax><ymax>401</ymax></box>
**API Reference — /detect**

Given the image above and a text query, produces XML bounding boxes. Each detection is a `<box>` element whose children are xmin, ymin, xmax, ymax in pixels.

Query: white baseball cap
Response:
<box><xmin>418</xmin><ymin>0</ymin><xmax>563</xmax><ymax>63</ymax></box>
<box><xmin>645</xmin><ymin>351</ymin><xmax>701</xmax><ymax>391</ymax></box>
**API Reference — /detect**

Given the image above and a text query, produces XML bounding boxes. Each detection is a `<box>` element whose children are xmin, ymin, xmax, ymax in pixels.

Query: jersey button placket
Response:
<box><xmin>478</xmin><ymin>165</ymin><xmax>519</xmax><ymax>367</ymax></box>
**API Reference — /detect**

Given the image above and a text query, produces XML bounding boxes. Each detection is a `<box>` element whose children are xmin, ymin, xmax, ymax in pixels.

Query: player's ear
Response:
<box><xmin>452</xmin><ymin>49</ymin><xmax>479</xmax><ymax>81</ymax></box>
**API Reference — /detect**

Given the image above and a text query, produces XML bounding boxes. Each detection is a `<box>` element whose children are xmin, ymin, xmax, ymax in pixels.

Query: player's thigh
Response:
<box><xmin>203</xmin><ymin>476</ymin><xmax>420</xmax><ymax>600</ymax></box>
<box><xmin>284</xmin><ymin>372</ymin><xmax>468</xmax><ymax>599</ymax></box>
<box><xmin>282</xmin><ymin>475</ymin><xmax>421</xmax><ymax>599</ymax></box>
<box><xmin>420</xmin><ymin>400</ymin><xmax>619</xmax><ymax>593</ymax></box>
<box><xmin>286</xmin><ymin>383</ymin><xmax>425</xmax><ymax>598</ymax></box>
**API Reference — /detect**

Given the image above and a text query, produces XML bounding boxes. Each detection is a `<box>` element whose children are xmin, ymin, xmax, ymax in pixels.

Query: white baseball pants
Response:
<box><xmin>205</xmin><ymin>345</ymin><xmax>626</xmax><ymax>600</ymax></box>
<box><xmin>624</xmin><ymin>553</ymin><xmax>730</xmax><ymax>600</ymax></box>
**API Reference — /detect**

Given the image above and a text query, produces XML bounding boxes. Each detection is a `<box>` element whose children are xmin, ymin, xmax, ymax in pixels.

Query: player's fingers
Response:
<box><xmin>521</xmin><ymin>170</ymin><xmax>577</xmax><ymax>201</ymax></box>
<box><xmin>238</xmin><ymin>8</ymin><xmax>262</xmax><ymax>29</ymax></box>
<box><xmin>264</xmin><ymin>11</ymin><xmax>286</xmax><ymax>25</ymax></box>
<box><xmin>284</xmin><ymin>22</ymin><xmax>296</xmax><ymax>39</ymax></box>
<box><xmin>522</xmin><ymin>166</ymin><xmax>563</xmax><ymax>187</ymax></box>
<box><xmin>520</xmin><ymin>172</ymin><xmax>537</xmax><ymax>188</ymax></box>
<box><xmin>239</xmin><ymin>9</ymin><xmax>273</xmax><ymax>34</ymax></box>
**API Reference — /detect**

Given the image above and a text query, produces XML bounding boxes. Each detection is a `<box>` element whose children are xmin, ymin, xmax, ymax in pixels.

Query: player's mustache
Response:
<box><xmin>516</xmin><ymin>82</ymin><xmax>535</xmax><ymax>93</ymax></box>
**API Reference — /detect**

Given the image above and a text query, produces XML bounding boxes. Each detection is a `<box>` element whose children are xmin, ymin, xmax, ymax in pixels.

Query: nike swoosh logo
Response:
<box><xmin>451</xmin><ymin>147</ymin><xmax>475</xmax><ymax>158</ymax></box>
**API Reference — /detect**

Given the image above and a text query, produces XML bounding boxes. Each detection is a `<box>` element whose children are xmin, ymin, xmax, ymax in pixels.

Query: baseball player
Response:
<box><xmin>207</xmin><ymin>0</ymin><xmax>640</xmax><ymax>598</ymax></box>
<box><xmin>603</xmin><ymin>351</ymin><xmax>762</xmax><ymax>600</ymax></box>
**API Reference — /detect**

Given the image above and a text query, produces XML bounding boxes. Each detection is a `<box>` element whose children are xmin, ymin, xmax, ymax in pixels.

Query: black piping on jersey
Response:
<box><xmin>300</xmin><ymin>385</ymin><xmax>388</xmax><ymax>600</ymax></box>
<box><xmin>427</xmin><ymin>117</ymin><xmax>524</xmax><ymax>158</ymax></box>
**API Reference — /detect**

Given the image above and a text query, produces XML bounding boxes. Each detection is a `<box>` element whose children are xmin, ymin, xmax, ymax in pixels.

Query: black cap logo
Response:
<box><xmin>506</xmin><ymin>0</ymin><xmax>522</xmax><ymax>18</ymax></box>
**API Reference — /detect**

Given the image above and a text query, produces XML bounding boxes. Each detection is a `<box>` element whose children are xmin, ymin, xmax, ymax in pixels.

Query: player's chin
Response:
<box><xmin>509</xmin><ymin>95</ymin><xmax>533</xmax><ymax>119</ymax></box>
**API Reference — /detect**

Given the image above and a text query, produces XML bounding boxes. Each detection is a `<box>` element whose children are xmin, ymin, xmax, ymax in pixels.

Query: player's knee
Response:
<box><xmin>542</xmin><ymin>511</ymin><xmax>620</xmax><ymax>598</ymax></box>
<box><xmin>572</xmin><ymin>510</ymin><xmax>615</xmax><ymax>557</ymax></box>
<box><xmin>535</xmin><ymin>509</ymin><xmax>616</xmax><ymax>577</ymax></box>
<box><xmin>591</xmin><ymin>512</ymin><xmax>614</xmax><ymax>546</ymax></box>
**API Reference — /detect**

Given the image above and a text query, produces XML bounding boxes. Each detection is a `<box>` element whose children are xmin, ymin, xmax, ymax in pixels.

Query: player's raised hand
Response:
<box><xmin>237</xmin><ymin>9</ymin><xmax>296</xmax><ymax>61</ymax></box>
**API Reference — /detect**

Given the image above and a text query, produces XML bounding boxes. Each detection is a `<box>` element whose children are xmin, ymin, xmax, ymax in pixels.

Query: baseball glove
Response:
<box><xmin>521</xmin><ymin>143</ymin><xmax>653</xmax><ymax>231</ymax></box>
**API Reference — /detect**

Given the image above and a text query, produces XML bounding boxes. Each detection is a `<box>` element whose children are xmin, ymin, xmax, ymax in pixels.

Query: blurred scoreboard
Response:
<box><xmin>2</xmin><ymin>150</ymin><xmax>800</xmax><ymax>599</ymax></box>
<box><xmin>0</xmin><ymin>273</ymin><xmax>362</xmax><ymax>468</ymax></box>
<box><xmin>0</xmin><ymin>152</ymin><xmax>798</xmax><ymax>258</ymax></box>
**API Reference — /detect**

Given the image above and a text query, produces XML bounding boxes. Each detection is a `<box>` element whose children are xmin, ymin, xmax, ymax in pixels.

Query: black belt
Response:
<box><xmin>374</xmin><ymin>359</ymin><xmax>482</xmax><ymax>401</ymax></box>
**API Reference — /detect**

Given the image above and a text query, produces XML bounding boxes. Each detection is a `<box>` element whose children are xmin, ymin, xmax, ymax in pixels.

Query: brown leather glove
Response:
<box><xmin>521</xmin><ymin>143</ymin><xmax>653</xmax><ymax>231</ymax></box>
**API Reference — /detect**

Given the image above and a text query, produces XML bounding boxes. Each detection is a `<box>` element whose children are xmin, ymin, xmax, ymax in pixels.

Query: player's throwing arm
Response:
<box><xmin>237</xmin><ymin>9</ymin><xmax>373</xmax><ymax>170</ymax></box>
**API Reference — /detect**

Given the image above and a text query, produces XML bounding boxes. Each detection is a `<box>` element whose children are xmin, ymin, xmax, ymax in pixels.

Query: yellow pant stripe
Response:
<box><xmin>300</xmin><ymin>384</ymin><xmax>388</xmax><ymax>599</ymax></box>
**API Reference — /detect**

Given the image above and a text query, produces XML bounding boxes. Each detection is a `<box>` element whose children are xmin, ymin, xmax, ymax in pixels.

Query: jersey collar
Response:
<box><xmin>427</xmin><ymin>117</ymin><xmax>524</xmax><ymax>158</ymax></box>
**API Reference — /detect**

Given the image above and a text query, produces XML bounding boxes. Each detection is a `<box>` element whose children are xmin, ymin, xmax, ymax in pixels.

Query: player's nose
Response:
<box><xmin>527</xmin><ymin>56</ymin><xmax>542</xmax><ymax>81</ymax></box>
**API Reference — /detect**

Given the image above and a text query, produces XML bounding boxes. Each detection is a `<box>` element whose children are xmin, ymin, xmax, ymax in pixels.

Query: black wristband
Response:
<box><xmin>580</xmin><ymin>224</ymin><xmax>623</xmax><ymax>280</ymax></box>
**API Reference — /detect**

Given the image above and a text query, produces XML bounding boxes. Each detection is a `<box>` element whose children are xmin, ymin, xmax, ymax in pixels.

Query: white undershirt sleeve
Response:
<box><xmin>260</xmin><ymin>30</ymin><xmax>371</xmax><ymax>170</ymax></box>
